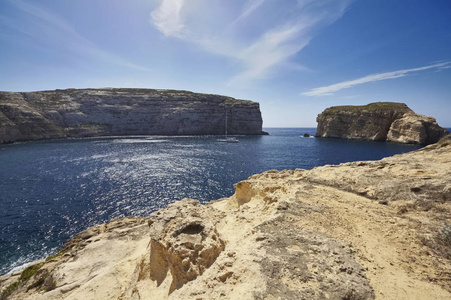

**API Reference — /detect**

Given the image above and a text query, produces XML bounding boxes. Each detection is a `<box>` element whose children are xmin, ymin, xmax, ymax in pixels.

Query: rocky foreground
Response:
<box><xmin>0</xmin><ymin>88</ymin><xmax>265</xmax><ymax>144</ymax></box>
<box><xmin>1</xmin><ymin>139</ymin><xmax>451</xmax><ymax>299</ymax></box>
<box><xmin>315</xmin><ymin>102</ymin><xmax>449</xmax><ymax>145</ymax></box>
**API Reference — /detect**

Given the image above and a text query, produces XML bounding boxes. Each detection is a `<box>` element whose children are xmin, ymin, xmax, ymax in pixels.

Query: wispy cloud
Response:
<box><xmin>233</xmin><ymin>0</ymin><xmax>266</xmax><ymax>24</ymax></box>
<box><xmin>229</xmin><ymin>23</ymin><xmax>311</xmax><ymax>84</ymax></box>
<box><xmin>5</xmin><ymin>0</ymin><xmax>149</xmax><ymax>71</ymax></box>
<box><xmin>150</xmin><ymin>0</ymin><xmax>351</xmax><ymax>84</ymax></box>
<box><xmin>302</xmin><ymin>61</ymin><xmax>451</xmax><ymax>96</ymax></box>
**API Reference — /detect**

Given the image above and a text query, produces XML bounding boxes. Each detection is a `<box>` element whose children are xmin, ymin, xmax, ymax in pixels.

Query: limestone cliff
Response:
<box><xmin>386</xmin><ymin>112</ymin><xmax>449</xmax><ymax>145</ymax></box>
<box><xmin>2</xmin><ymin>138</ymin><xmax>451</xmax><ymax>300</ymax></box>
<box><xmin>315</xmin><ymin>102</ymin><xmax>449</xmax><ymax>145</ymax></box>
<box><xmin>0</xmin><ymin>88</ymin><xmax>266</xmax><ymax>144</ymax></box>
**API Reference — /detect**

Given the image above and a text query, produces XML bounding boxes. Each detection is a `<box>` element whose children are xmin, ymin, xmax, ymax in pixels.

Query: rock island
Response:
<box><xmin>315</xmin><ymin>102</ymin><xmax>449</xmax><ymax>145</ymax></box>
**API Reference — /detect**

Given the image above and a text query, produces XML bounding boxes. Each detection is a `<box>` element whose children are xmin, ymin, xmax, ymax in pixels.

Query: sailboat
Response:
<box><xmin>217</xmin><ymin>109</ymin><xmax>239</xmax><ymax>143</ymax></box>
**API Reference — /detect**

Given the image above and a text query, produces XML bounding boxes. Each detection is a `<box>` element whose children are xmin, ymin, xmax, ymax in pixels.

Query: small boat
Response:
<box><xmin>217</xmin><ymin>109</ymin><xmax>239</xmax><ymax>143</ymax></box>
<box><xmin>217</xmin><ymin>137</ymin><xmax>240</xmax><ymax>143</ymax></box>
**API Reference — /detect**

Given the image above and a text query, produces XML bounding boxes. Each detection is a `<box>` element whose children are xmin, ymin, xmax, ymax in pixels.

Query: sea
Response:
<box><xmin>0</xmin><ymin>128</ymin><xmax>426</xmax><ymax>275</ymax></box>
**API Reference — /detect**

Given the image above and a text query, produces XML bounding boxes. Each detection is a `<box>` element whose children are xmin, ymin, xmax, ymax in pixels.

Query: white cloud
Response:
<box><xmin>150</xmin><ymin>0</ymin><xmax>186</xmax><ymax>37</ymax></box>
<box><xmin>302</xmin><ymin>61</ymin><xmax>451</xmax><ymax>96</ymax></box>
<box><xmin>150</xmin><ymin>0</ymin><xmax>351</xmax><ymax>84</ymax></box>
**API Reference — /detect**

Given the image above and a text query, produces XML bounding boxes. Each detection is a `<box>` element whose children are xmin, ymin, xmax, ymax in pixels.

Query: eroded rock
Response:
<box><xmin>304</xmin><ymin>138</ymin><xmax>451</xmax><ymax>204</ymax></box>
<box><xmin>387</xmin><ymin>113</ymin><xmax>449</xmax><ymax>145</ymax></box>
<box><xmin>148</xmin><ymin>199</ymin><xmax>226</xmax><ymax>294</ymax></box>
<box><xmin>257</xmin><ymin>218</ymin><xmax>375</xmax><ymax>300</ymax></box>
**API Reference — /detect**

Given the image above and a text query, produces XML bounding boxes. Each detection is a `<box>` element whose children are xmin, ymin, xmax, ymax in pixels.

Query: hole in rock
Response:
<box><xmin>411</xmin><ymin>187</ymin><xmax>422</xmax><ymax>193</ymax></box>
<box><xmin>179</xmin><ymin>223</ymin><xmax>204</xmax><ymax>235</ymax></box>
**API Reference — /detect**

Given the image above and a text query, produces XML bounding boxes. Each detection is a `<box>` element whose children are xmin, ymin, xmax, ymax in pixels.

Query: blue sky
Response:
<box><xmin>0</xmin><ymin>0</ymin><xmax>450</xmax><ymax>127</ymax></box>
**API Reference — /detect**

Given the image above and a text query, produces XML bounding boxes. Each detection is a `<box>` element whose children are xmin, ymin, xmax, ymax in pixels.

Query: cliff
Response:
<box><xmin>315</xmin><ymin>102</ymin><xmax>449</xmax><ymax>145</ymax></box>
<box><xmin>2</xmin><ymin>138</ymin><xmax>451</xmax><ymax>299</ymax></box>
<box><xmin>0</xmin><ymin>88</ymin><xmax>266</xmax><ymax>144</ymax></box>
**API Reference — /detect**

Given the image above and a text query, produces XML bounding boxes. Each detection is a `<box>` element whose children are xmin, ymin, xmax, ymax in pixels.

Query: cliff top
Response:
<box><xmin>0</xmin><ymin>88</ymin><xmax>256</xmax><ymax>106</ymax></box>
<box><xmin>322</xmin><ymin>102</ymin><xmax>413</xmax><ymax>114</ymax></box>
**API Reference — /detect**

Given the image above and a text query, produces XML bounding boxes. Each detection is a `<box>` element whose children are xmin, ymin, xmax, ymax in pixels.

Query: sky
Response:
<box><xmin>0</xmin><ymin>0</ymin><xmax>450</xmax><ymax>127</ymax></box>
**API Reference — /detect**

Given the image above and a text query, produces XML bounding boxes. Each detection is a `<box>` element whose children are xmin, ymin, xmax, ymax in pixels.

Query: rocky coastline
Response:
<box><xmin>1</xmin><ymin>136</ymin><xmax>450</xmax><ymax>299</ymax></box>
<box><xmin>315</xmin><ymin>102</ymin><xmax>449</xmax><ymax>145</ymax></box>
<box><xmin>0</xmin><ymin>88</ymin><xmax>266</xmax><ymax>144</ymax></box>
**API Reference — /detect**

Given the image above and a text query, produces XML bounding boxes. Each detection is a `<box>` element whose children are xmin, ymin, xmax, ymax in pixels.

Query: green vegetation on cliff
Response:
<box><xmin>322</xmin><ymin>102</ymin><xmax>413</xmax><ymax>114</ymax></box>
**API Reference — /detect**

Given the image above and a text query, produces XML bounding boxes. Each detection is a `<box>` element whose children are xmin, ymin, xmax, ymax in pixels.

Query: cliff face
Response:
<box><xmin>386</xmin><ymin>113</ymin><xmax>449</xmax><ymax>145</ymax></box>
<box><xmin>2</xmin><ymin>138</ymin><xmax>451</xmax><ymax>299</ymax></box>
<box><xmin>315</xmin><ymin>102</ymin><xmax>449</xmax><ymax>145</ymax></box>
<box><xmin>0</xmin><ymin>88</ymin><xmax>265</xmax><ymax>143</ymax></box>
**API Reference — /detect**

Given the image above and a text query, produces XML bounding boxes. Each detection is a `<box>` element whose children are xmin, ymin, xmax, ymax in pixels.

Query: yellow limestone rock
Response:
<box><xmin>147</xmin><ymin>199</ymin><xmax>226</xmax><ymax>294</ymax></box>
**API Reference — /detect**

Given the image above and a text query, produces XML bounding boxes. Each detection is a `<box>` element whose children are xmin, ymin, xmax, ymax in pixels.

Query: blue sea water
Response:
<box><xmin>0</xmin><ymin>128</ymin><xmax>424</xmax><ymax>274</ymax></box>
